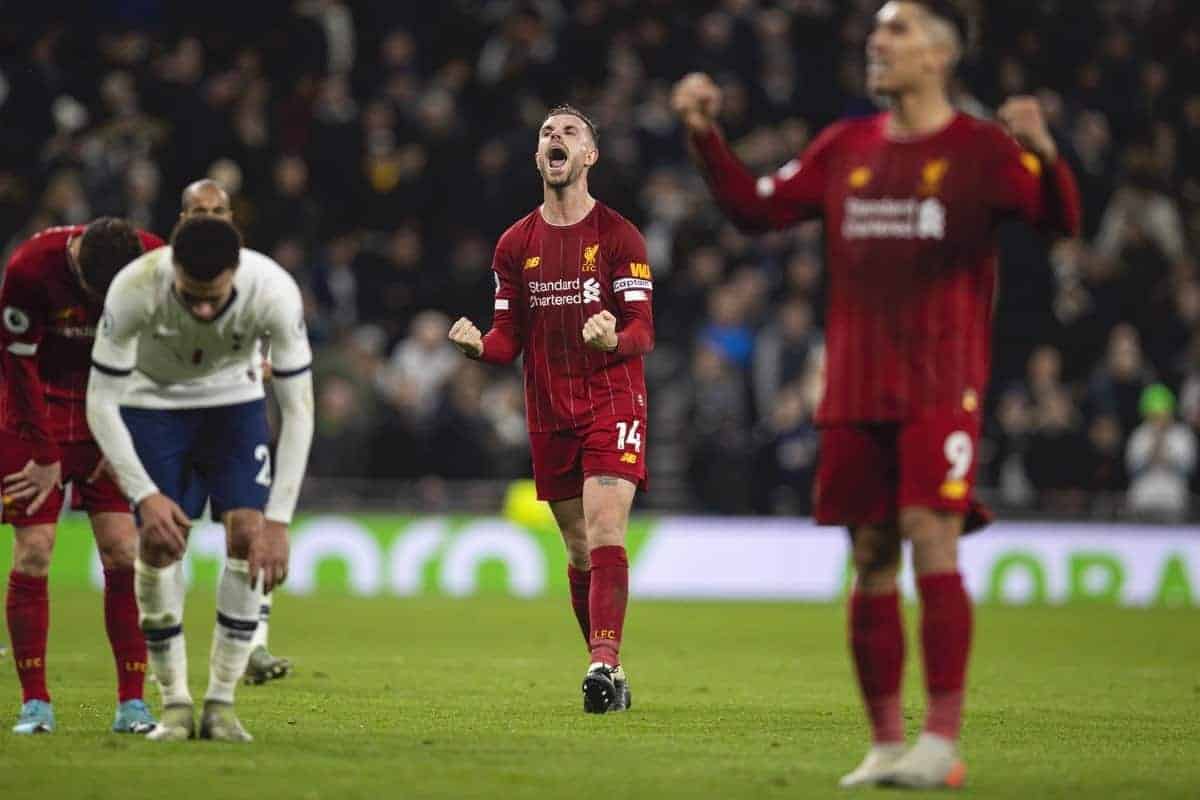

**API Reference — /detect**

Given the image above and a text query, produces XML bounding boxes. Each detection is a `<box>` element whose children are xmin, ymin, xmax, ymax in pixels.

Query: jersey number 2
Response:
<box><xmin>254</xmin><ymin>444</ymin><xmax>272</xmax><ymax>487</ymax></box>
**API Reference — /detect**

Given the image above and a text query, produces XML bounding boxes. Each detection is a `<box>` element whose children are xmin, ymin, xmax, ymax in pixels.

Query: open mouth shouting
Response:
<box><xmin>547</xmin><ymin>144</ymin><xmax>569</xmax><ymax>173</ymax></box>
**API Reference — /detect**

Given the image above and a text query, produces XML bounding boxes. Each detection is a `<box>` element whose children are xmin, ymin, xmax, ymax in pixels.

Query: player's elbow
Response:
<box><xmin>85</xmin><ymin>371</ymin><xmax>120</xmax><ymax>429</ymax></box>
<box><xmin>275</xmin><ymin>375</ymin><xmax>316</xmax><ymax>425</ymax></box>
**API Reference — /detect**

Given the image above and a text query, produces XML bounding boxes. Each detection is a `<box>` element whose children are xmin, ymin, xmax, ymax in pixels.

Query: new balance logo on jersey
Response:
<box><xmin>2</xmin><ymin>306</ymin><xmax>30</xmax><ymax>335</ymax></box>
<box><xmin>842</xmin><ymin>197</ymin><xmax>947</xmax><ymax>241</ymax></box>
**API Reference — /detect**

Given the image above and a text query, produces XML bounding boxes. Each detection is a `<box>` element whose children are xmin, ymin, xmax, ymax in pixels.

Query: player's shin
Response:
<box><xmin>6</xmin><ymin>571</ymin><xmax>50</xmax><ymax>703</ymax></box>
<box><xmin>587</xmin><ymin>546</ymin><xmax>628</xmax><ymax>667</ymax></box>
<box><xmin>135</xmin><ymin>558</ymin><xmax>192</xmax><ymax>706</ymax></box>
<box><xmin>917</xmin><ymin>572</ymin><xmax>972</xmax><ymax>741</ymax></box>
<box><xmin>849</xmin><ymin>590</ymin><xmax>906</xmax><ymax>745</ymax></box>
<box><xmin>104</xmin><ymin>567</ymin><xmax>147</xmax><ymax>701</ymax></box>
<box><xmin>567</xmin><ymin>566</ymin><xmax>591</xmax><ymax>647</ymax></box>
<box><xmin>205</xmin><ymin>558</ymin><xmax>261</xmax><ymax>705</ymax></box>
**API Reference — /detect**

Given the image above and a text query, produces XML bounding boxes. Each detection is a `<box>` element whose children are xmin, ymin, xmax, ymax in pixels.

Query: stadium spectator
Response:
<box><xmin>1085</xmin><ymin>324</ymin><xmax>1156</xmax><ymax>439</ymax></box>
<box><xmin>1024</xmin><ymin>388</ymin><xmax>1091</xmax><ymax>515</ymax></box>
<box><xmin>752</xmin><ymin>295</ymin><xmax>821</xmax><ymax>419</ymax></box>
<box><xmin>1126</xmin><ymin>384</ymin><xmax>1197</xmax><ymax>521</ymax></box>
<box><xmin>687</xmin><ymin>343</ymin><xmax>753</xmax><ymax>514</ymax></box>
<box><xmin>378</xmin><ymin>310</ymin><xmax>459</xmax><ymax>426</ymax></box>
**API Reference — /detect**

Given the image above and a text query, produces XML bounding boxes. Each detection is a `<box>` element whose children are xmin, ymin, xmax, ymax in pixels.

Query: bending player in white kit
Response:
<box><xmin>86</xmin><ymin>216</ymin><xmax>314</xmax><ymax>742</ymax></box>
<box><xmin>178</xmin><ymin>179</ymin><xmax>294</xmax><ymax>685</ymax></box>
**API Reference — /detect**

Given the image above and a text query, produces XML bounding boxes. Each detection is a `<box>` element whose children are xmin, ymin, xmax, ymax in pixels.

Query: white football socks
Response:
<box><xmin>205</xmin><ymin>558</ymin><xmax>262</xmax><ymax>704</ymax></box>
<box><xmin>135</xmin><ymin>558</ymin><xmax>192</xmax><ymax>707</ymax></box>
<box><xmin>249</xmin><ymin>591</ymin><xmax>272</xmax><ymax>650</ymax></box>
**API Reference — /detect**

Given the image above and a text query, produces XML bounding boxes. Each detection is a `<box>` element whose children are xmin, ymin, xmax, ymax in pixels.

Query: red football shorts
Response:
<box><xmin>529</xmin><ymin>415</ymin><xmax>648</xmax><ymax>502</ymax></box>
<box><xmin>0</xmin><ymin>429</ymin><xmax>130</xmax><ymax>526</ymax></box>
<box><xmin>813</xmin><ymin>409</ymin><xmax>991</xmax><ymax>533</ymax></box>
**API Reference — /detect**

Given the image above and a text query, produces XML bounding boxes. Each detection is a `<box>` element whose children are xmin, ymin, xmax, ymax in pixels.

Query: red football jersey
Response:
<box><xmin>479</xmin><ymin>201</ymin><xmax>654</xmax><ymax>432</ymax></box>
<box><xmin>693</xmin><ymin>112</ymin><xmax>1082</xmax><ymax>424</ymax></box>
<box><xmin>0</xmin><ymin>225</ymin><xmax>164</xmax><ymax>459</ymax></box>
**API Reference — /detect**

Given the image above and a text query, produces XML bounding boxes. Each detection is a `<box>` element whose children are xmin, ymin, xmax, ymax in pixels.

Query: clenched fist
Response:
<box><xmin>582</xmin><ymin>310</ymin><xmax>618</xmax><ymax>352</ymax></box>
<box><xmin>998</xmin><ymin>96</ymin><xmax>1057</xmax><ymax>164</ymax></box>
<box><xmin>671</xmin><ymin>72</ymin><xmax>722</xmax><ymax>135</ymax></box>
<box><xmin>448</xmin><ymin>317</ymin><xmax>483</xmax><ymax>358</ymax></box>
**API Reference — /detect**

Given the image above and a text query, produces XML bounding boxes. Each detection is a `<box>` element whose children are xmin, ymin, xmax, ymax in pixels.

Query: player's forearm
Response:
<box><xmin>85</xmin><ymin>369</ymin><xmax>158</xmax><ymax>505</ymax></box>
<box><xmin>264</xmin><ymin>371</ymin><xmax>314</xmax><ymax>524</ymax></box>
<box><xmin>1040</xmin><ymin>157</ymin><xmax>1083</xmax><ymax>238</ymax></box>
<box><xmin>479</xmin><ymin>327</ymin><xmax>522</xmax><ymax>364</ymax></box>
<box><xmin>689</xmin><ymin>127</ymin><xmax>778</xmax><ymax>234</ymax></box>
<box><xmin>0</xmin><ymin>350</ymin><xmax>59</xmax><ymax>463</ymax></box>
<box><xmin>615</xmin><ymin>318</ymin><xmax>654</xmax><ymax>358</ymax></box>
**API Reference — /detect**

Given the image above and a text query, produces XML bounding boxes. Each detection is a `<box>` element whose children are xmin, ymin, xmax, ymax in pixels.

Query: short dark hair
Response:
<box><xmin>78</xmin><ymin>217</ymin><xmax>144</xmax><ymax>296</ymax></box>
<box><xmin>543</xmin><ymin>104</ymin><xmax>599</xmax><ymax>146</ymax></box>
<box><xmin>171</xmin><ymin>216</ymin><xmax>242</xmax><ymax>281</ymax></box>
<box><xmin>907</xmin><ymin>0</ymin><xmax>970</xmax><ymax>47</ymax></box>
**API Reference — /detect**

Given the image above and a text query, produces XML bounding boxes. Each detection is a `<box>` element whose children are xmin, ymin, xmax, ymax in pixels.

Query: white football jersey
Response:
<box><xmin>93</xmin><ymin>246</ymin><xmax>311</xmax><ymax>409</ymax></box>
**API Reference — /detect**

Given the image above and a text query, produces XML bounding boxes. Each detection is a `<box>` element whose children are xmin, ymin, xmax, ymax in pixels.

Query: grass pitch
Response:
<box><xmin>0</xmin><ymin>588</ymin><xmax>1196</xmax><ymax>799</ymax></box>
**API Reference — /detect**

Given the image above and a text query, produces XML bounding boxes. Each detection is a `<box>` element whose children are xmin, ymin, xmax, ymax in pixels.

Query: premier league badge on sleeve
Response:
<box><xmin>2</xmin><ymin>306</ymin><xmax>30</xmax><ymax>335</ymax></box>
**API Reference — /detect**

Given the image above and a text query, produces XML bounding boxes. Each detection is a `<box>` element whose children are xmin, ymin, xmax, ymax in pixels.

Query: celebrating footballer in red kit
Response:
<box><xmin>450</xmin><ymin>104</ymin><xmax>654</xmax><ymax>714</ymax></box>
<box><xmin>0</xmin><ymin>219</ymin><xmax>163</xmax><ymax>735</ymax></box>
<box><xmin>674</xmin><ymin>0</ymin><xmax>1081</xmax><ymax>788</ymax></box>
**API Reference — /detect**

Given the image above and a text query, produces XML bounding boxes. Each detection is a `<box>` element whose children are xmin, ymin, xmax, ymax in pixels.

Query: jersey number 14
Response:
<box><xmin>615</xmin><ymin>421</ymin><xmax>642</xmax><ymax>452</ymax></box>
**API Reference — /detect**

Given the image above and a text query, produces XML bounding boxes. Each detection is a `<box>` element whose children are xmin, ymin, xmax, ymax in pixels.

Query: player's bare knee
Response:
<box><xmin>138</xmin><ymin>539</ymin><xmax>178</xmax><ymax>568</ymax></box>
<box><xmin>13</xmin><ymin>539</ymin><xmax>53</xmax><ymax>577</ymax></box>
<box><xmin>584</xmin><ymin>508</ymin><xmax>626</xmax><ymax>549</ymax></box>
<box><xmin>856</xmin><ymin>563</ymin><xmax>900</xmax><ymax>593</ymax></box>
<box><xmin>850</xmin><ymin>525</ymin><xmax>901</xmax><ymax>576</ymax></box>
<box><xmin>563</xmin><ymin>529</ymin><xmax>591</xmax><ymax>570</ymax></box>
<box><xmin>13</xmin><ymin>526</ymin><xmax>55</xmax><ymax>576</ymax></box>
<box><xmin>97</xmin><ymin>535</ymin><xmax>137</xmax><ymax>571</ymax></box>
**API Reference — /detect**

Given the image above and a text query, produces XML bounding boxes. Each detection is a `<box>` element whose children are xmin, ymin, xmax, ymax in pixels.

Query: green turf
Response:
<box><xmin>0</xmin><ymin>588</ymin><xmax>1196</xmax><ymax>799</ymax></box>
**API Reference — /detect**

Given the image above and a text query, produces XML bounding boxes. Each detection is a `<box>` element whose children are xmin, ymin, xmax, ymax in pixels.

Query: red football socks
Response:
<box><xmin>587</xmin><ymin>546</ymin><xmax>628</xmax><ymax>666</ymax></box>
<box><xmin>918</xmin><ymin>571</ymin><xmax>972</xmax><ymax>740</ymax></box>
<box><xmin>7</xmin><ymin>570</ymin><xmax>50</xmax><ymax>703</ymax></box>
<box><xmin>104</xmin><ymin>568</ymin><xmax>147</xmax><ymax>702</ymax></box>
<box><xmin>567</xmin><ymin>565</ymin><xmax>591</xmax><ymax>647</ymax></box>
<box><xmin>849</xmin><ymin>590</ymin><xmax>905</xmax><ymax>744</ymax></box>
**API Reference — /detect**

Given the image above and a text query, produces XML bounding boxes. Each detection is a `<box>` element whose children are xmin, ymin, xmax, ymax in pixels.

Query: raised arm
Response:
<box><xmin>672</xmin><ymin>72</ymin><xmax>829</xmax><ymax>233</ymax></box>
<box><xmin>992</xmin><ymin>96</ymin><xmax>1083</xmax><ymax>238</ymax></box>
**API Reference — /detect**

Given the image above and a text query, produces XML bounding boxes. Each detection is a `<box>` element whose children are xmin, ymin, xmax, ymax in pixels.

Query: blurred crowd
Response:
<box><xmin>1</xmin><ymin>0</ymin><xmax>1198</xmax><ymax>519</ymax></box>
